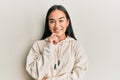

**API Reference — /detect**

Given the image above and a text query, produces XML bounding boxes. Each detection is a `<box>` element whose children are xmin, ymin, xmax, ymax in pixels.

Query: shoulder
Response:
<box><xmin>68</xmin><ymin>37</ymin><xmax>85</xmax><ymax>53</ymax></box>
<box><xmin>68</xmin><ymin>36</ymin><xmax>80</xmax><ymax>47</ymax></box>
<box><xmin>32</xmin><ymin>39</ymin><xmax>48</xmax><ymax>49</ymax></box>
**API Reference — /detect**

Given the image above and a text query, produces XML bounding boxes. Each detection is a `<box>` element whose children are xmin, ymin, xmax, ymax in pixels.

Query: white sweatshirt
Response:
<box><xmin>26</xmin><ymin>36</ymin><xmax>88</xmax><ymax>80</ymax></box>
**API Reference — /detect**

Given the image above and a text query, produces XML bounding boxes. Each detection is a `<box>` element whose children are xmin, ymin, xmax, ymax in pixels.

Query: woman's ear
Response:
<box><xmin>67</xmin><ymin>19</ymin><xmax>69</xmax><ymax>27</ymax></box>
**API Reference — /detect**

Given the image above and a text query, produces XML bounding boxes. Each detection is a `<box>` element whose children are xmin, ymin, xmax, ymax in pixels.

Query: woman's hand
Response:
<box><xmin>48</xmin><ymin>33</ymin><xmax>59</xmax><ymax>44</ymax></box>
<box><xmin>42</xmin><ymin>77</ymin><xmax>47</xmax><ymax>80</ymax></box>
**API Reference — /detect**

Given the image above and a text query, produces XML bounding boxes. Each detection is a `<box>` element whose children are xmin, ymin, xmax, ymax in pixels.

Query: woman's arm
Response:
<box><xmin>26</xmin><ymin>41</ymin><xmax>55</xmax><ymax>80</ymax></box>
<box><xmin>46</xmin><ymin>42</ymin><xmax>88</xmax><ymax>80</ymax></box>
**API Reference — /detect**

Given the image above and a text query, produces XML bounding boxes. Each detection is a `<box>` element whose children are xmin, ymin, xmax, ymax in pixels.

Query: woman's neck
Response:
<box><xmin>57</xmin><ymin>34</ymin><xmax>67</xmax><ymax>41</ymax></box>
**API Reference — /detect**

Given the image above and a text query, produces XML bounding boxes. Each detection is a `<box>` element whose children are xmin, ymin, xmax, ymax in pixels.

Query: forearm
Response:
<box><xmin>26</xmin><ymin>42</ymin><xmax>56</xmax><ymax>80</ymax></box>
<box><xmin>46</xmin><ymin>71</ymin><xmax>86</xmax><ymax>80</ymax></box>
<box><xmin>46</xmin><ymin>54</ymin><xmax>88</xmax><ymax>80</ymax></box>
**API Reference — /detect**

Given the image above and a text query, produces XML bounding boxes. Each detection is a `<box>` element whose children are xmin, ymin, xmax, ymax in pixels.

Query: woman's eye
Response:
<box><xmin>59</xmin><ymin>20</ymin><xmax>64</xmax><ymax>22</ymax></box>
<box><xmin>49</xmin><ymin>21</ymin><xmax>55</xmax><ymax>23</ymax></box>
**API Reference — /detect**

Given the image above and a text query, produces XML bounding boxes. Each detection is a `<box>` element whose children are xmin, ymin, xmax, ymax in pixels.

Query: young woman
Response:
<box><xmin>26</xmin><ymin>5</ymin><xmax>88</xmax><ymax>80</ymax></box>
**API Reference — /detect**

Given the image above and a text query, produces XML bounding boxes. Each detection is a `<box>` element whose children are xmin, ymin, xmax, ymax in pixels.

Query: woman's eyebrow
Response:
<box><xmin>49</xmin><ymin>19</ymin><xmax>54</xmax><ymax>21</ymax></box>
<box><xmin>59</xmin><ymin>17</ymin><xmax>65</xmax><ymax>19</ymax></box>
<box><xmin>49</xmin><ymin>17</ymin><xmax>65</xmax><ymax>20</ymax></box>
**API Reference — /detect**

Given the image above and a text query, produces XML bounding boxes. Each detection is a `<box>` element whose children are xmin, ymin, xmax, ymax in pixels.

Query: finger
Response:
<box><xmin>51</xmin><ymin>33</ymin><xmax>57</xmax><ymax>37</ymax></box>
<box><xmin>42</xmin><ymin>77</ymin><xmax>47</xmax><ymax>80</ymax></box>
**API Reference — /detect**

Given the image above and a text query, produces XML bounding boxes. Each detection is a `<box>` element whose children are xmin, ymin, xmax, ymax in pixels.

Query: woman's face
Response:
<box><xmin>48</xmin><ymin>10</ymin><xmax>69</xmax><ymax>39</ymax></box>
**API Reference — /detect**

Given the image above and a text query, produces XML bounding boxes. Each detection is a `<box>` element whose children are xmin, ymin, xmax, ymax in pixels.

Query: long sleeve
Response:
<box><xmin>26</xmin><ymin>41</ymin><xmax>55</xmax><ymax>80</ymax></box>
<box><xmin>46</xmin><ymin>42</ymin><xmax>88</xmax><ymax>80</ymax></box>
<box><xmin>70</xmin><ymin>43</ymin><xmax>88</xmax><ymax>79</ymax></box>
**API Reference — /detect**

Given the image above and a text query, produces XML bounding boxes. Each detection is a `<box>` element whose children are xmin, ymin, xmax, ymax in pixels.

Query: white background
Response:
<box><xmin>0</xmin><ymin>0</ymin><xmax>120</xmax><ymax>80</ymax></box>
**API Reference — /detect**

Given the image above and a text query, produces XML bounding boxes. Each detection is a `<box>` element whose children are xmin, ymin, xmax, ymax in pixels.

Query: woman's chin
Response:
<box><xmin>55</xmin><ymin>34</ymin><xmax>61</xmax><ymax>37</ymax></box>
<box><xmin>54</xmin><ymin>32</ymin><xmax>61</xmax><ymax>35</ymax></box>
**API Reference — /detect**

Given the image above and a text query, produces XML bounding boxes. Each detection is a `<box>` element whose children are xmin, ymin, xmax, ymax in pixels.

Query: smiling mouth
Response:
<box><xmin>54</xmin><ymin>29</ymin><xmax>62</xmax><ymax>33</ymax></box>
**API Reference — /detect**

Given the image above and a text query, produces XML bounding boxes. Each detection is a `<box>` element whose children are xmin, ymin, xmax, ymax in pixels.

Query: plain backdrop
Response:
<box><xmin>0</xmin><ymin>0</ymin><xmax>120</xmax><ymax>80</ymax></box>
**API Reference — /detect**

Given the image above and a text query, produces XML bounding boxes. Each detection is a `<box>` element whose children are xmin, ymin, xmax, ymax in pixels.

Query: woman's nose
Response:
<box><xmin>54</xmin><ymin>21</ymin><xmax>60</xmax><ymax>28</ymax></box>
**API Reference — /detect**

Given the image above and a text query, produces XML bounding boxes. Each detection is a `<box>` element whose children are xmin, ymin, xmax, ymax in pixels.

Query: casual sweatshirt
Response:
<box><xmin>26</xmin><ymin>36</ymin><xmax>88</xmax><ymax>80</ymax></box>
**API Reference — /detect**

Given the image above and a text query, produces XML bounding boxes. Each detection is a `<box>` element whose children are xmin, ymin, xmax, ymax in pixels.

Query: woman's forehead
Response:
<box><xmin>49</xmin><ymin>10</ymin><xmax>66</xmax><ymax>19</ymax></box>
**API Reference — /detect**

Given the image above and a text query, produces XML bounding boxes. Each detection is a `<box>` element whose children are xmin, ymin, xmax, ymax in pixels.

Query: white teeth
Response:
<box><xmin>55</xmin><ymin>29</ymin><xmax>61</xmax><ymax>32</ymax></box>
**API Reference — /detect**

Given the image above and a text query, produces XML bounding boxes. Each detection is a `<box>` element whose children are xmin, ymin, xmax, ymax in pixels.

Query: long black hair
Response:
<box><xmin>41</xmin><ymin>5</ymin><xmax>77</xmax><ymax>40</ymax></box>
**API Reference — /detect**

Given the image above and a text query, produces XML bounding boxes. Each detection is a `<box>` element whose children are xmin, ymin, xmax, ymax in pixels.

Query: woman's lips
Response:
<box><xmin>54</xmin><ymin>29</ymin><xmax>62</xmax><ymax>33</ymax></box>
